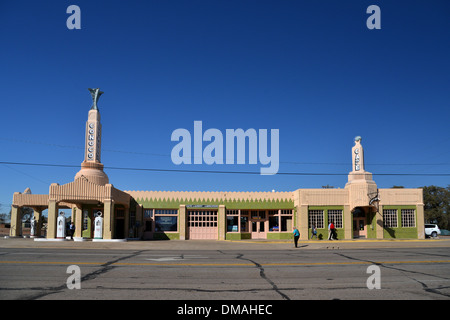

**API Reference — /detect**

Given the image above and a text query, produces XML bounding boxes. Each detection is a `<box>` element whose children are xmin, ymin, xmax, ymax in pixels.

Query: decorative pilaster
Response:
<box><xmin>9</xmin><ymin>205</ymin><xmax>22</xmax><ymax>237</ymax></box>
<box><xmin>74</xmin><ymin>205</ymin><xmax>83</xmax><ymax>238</ymax></box>
<box><xmin>299</xmin><ymin>204</ymin><xmax>308</xmax><ymax>240</ymax></box>
<box><xmin>47</xmin><ymin>200</ymin><xmax>58</xmax><ymax>239</ymax></box>
<box><xmin>103</xmin><ymin>199</ymin><xmax>114</xmax><ymax>239</ymax></box>
<box><xmin>343</xmin><ymin>205</ymin><xmax>352</xmax><ymax>239</ymax></box>
<box><xmin>218</xmin><ymin>205</ymin><xmax>226</xmax><ymax>240</ymax></box>
<box><xmin>179</xmin><ymin>205</ymin><xmax>187</xmax><ymax>240</ymax></box>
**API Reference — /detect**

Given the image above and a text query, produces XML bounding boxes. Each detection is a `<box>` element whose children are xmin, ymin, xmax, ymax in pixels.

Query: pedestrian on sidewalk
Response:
<box><xmin>69</xmin><ymin>222</ymin><xmax>75</xmax><ymax>240</ymax></box>
<box><xmin>293</xmin><ymin>227</ymin><xmax>300</xmax><ymax>248</ymax></box>
<box><xmin>311</xmin><ymin>225</ymin><xmax>318</xmax><ymax>240</ymax></box>
<box><xmin>328</xmin><ymin>221</ymin><xmax>335</xmax><ymax>240</ymax></box>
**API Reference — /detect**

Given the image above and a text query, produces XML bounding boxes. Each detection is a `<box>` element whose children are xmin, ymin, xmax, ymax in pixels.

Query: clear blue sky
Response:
<box><xmin>0</xmin><ymin>0</ymin><xmax>449</xmax><ymax>214</ymax></box>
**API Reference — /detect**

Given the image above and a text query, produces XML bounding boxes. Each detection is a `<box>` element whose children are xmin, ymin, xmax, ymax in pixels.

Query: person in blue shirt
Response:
<box><xmin>311</xmin><ymin>224</ymin><xmax>318</xmax><ymax>240</ymax></box>
<box><xmin>293</xmin><ymin>227</ymin><xmax>300</xmax><ymax>248</ymax></box>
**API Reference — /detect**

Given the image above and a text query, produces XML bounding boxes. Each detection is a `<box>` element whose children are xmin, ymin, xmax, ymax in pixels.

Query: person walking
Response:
<box><xmin>311</xmin><ymin>224</ymin><xmax>318</xmax><ymax>240</ymax></box>
<box><xmin>331</xmin><ymin>221</ymin><xmax>337</xmax><ymax>240</ymax></box>
<box><xmin>293</xmin><ymin>227</ymin><xmax>300</xmax><ymax>248</ymax></box>
<box><xmin>328</xmin><ymin>222</ymin><xmax>332</xmax><ymax>240</ymax></box>
<box><xmin>328</xmin><ymin>221</ymin><xmax>335</xmax><ymax>240</ymax></box>
<box><xmin>69</xmin><ymin>222</ymin><xmax>75</xmax><ymax>240</ymax></box>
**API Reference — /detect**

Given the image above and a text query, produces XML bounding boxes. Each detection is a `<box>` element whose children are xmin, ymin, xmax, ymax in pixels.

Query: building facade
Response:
<box><xmin>9</xmin><ymin>90</ymin><xmax>425</xmax><ymax>241</ymax></box>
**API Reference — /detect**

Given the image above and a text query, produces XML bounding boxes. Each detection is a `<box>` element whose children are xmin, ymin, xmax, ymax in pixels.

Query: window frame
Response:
<box><xmin>328</xmin><ymin>209</ymin><xmax>343</xmax><ymax>229</ymax></box>
<box><xmin>308</xmin><ymin>209</ymin><xmax>324</xmax><ymax>229</ymax></box>
<box><xmin>401</xmin><ymin>209</ymin><xmax>416</xmax><ymax>228</ymax></box>
<box><xmin>383</xmin><ymin>209</ymin><xmax>398</xmax><ymax>228</ymax></box>
<box><xmin>144</xmin><ymin>208</ymin><xmax>179</xmax><ymax>233</ymax></box>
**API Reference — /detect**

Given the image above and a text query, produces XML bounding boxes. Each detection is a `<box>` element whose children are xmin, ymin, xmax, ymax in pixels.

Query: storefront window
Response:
<box><xmin>269</xmin><ymin>215</ymin><xmax>279</xmax><ymax>231</ymax></box>
<box><xmin>155</xmin><ymin>209</ymin><xmax>177</xmax><ymax>215</ymax></box>
<box><xmin>280</xmin><ymin>216</ymin><xmax>291</xmax><ymax>232</ymax></box>
<box><xmin>268</xmin><ymin>210</ymin><xmax>293</xmax><ymax>232</ymax></box>
<box><xmin>225</xmin><ymin>209</ymin><xmax>294</xmax><ymax>233</ymax></box>
<box><xmin>155</xmin><ymin>216</ymin><xmax>177</xmax><ymax>232</ymax></box>
<box><xmin>144</xmin><ymin>209</ymin><xmax>153</xmax><ymax>219</ymax></box>
<box><xmin>145</xmin><ymin>209</ymin><xmax>178</xmax><ymax>232</ymax></box>
<box><xmin>225</xmin><ymin>210</ymin><xmax>252</xmax><ymax>233</ymax></box>
<box><xmin>240</xmin><ymin>211</ymin><xmax>249</xmax><ymax>232</ymax></box>
<box><xmin>227</xmin><ymin>216</ymin><xmax>239</xmax><ymax>232</ymax></box>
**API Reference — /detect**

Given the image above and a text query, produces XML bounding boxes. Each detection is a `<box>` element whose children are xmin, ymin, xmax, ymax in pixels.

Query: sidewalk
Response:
<box><xmin>1</xmin><ymin>236</ymin><xmax>449</xmax><ymax>251</ymax></box>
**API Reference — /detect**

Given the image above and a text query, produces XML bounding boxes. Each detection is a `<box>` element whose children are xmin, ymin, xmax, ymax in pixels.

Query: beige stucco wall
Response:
<box><xmin>125</xmin><ymin>190</ymin><xmax>293</xmax><ymax>203</ymax></box>
<box><xmin>179</xmin><ymin>205</ymin><xmax>187</xmax><ymax>240</ymax></box>
<box><xmin>378</xmin><ymin>188</ymin><xmax>423</xmax><ymax>205</ymax></box>
<box><xmin>294</xmin><ymin>189</ymin><xmax>348</xmax><ymax>206</ymax></box>
<box><xmin>218</xmin><ymin>205</ymin><xmax>226</xmax><ymax>240</ymax></box>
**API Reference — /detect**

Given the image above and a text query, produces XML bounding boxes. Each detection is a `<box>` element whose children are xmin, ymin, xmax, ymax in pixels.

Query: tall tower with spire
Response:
<box><xmin>74</xmin><ymin>88</ymin><xmax>109</xmax><ymax>185</ymax></box>
<box><xmin>346</xmin><ymin>136</ymin><xmax>375</xmax><ymax>183</ymax></box>
<box><xmin>85</xmin><ymin>88</ymin><xmax>103</xmax><ymax>163</ymax></box>
<box><xmin>345</xmin><ymin>136</ymin><xmax>378</xmax><ymax>209</ymax></box>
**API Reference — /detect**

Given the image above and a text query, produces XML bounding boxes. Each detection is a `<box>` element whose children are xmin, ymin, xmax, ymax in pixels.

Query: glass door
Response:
<box><xmin>358</xmin><ymin>218</ymin><xmax>367</xmax><ymax>238</ymax></box>
<box><xmin>353</xmin><ymin>218</ymin><xmax>367</xmax><ymax>238</ymax></box>
<box><xmin>251</xmin><ymin>210</ymin><xmax>267</xmax><ymax>239</ymax></box>
<box><xmin>82</xmin><ymin>209</ymin><xmax>93</xmax><ymax>238</ymax></box>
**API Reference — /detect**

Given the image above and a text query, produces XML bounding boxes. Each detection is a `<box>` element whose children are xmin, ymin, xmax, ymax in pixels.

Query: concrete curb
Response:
<box><xmin>1</xmin><ymin>236</ymin><xmax>449</xmax><ymax>251</ymax></box>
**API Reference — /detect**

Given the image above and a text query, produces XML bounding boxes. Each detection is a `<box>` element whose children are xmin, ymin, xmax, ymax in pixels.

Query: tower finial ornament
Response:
<box><xmin>88</xmin><ymin>88</ymin><xmax>104</xmax><ymax>110</ymax></box>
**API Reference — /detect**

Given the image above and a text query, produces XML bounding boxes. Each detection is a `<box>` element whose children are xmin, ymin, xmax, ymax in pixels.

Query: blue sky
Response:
<box><xmin>0</xmin><ymin>0</ymin><xmax>449</xmax><ymax>214</ymax></box>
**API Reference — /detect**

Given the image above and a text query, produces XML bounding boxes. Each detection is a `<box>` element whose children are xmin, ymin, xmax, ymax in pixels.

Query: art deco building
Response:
<box><xmin>9</xmin><ymin>90</ymin><xmax>425</xmax><ymax>241</ymax></box>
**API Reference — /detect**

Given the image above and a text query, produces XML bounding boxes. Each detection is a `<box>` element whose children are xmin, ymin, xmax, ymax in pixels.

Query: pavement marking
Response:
<box><xmin>1</xmin><ymin>260</ymin><xmax>450</xmax><ymax>267</ymax></box>
<box><xmin>146</xmin><ymin>257</ymin><xmax>184</xmax><ymax>262</ymax></box>
<box><xmin>145</xmin><ymin>255</ymin><xmax>209</xmax><ymax>262</ymax></box>
<box><xmin>229</xmin><ymin>239</ymin><xmax>449</xmax><ymax>244</ymax></box>
<box><xmin>0</xmin><ymin>261</ymin><xmax>104</xmax><ymax>265</ymax></box>
<box><xmin>6</xmin><ymin>252</ymin><xmax>132</xmax><ymax>256</ymax></box>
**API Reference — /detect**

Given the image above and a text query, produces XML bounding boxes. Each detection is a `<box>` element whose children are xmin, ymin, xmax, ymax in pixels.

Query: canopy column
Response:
<box><xmin>32</xmin><ymin>208</ymin><xmax>44</xmax><ymax>237</ymax></box>
<box><xmin>9</xmin><ymin>205</ymin><xmax>22</xmax><ymax>237</ymax></box>
<box><xmin>74</xmin><ymin>205</ymin><xmax>83</xmax><ymax>238</ymax></box>
<box><xmin>47</xmin><ymin>200</ymin><xmax>59</xmax><ymax>239</ymax></box>
<box><xmin>103</xmin><ymin>199</ymin><xmax>114</xmax><ymax>239</ymax></box>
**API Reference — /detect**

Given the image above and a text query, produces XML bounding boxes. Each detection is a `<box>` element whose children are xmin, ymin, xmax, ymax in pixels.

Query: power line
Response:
<box><xmin>1</xmin><ymin>163</ymin><xmax>50</xmax><ymax>185</ymax></box>
<box><xmin>0</xmin><ymin>161</ymin><xmax>449</xmax><ymax>177</ymax></box>
<box><xmin>1</xmin><ymin>137</ymin><xmax>449</xmax><ymax>166</ymax></box>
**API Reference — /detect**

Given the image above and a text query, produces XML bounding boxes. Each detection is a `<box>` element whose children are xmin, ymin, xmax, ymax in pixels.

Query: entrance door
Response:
<box><xmin>115</xmin><ymin>208</ymin><xmax>125</xmax><ymax>239</ymax></box>
<box><xmin>115</xmin><ymin>219</ymin><xmax>125</xmax><ymax>239</ymax></box>
<box><xmin>353</xmin><ymin>218</ymin><xmax>367</xmax><ymax>238</ymax></box>
<box><xmin>82</xmin><ymin>209</ymin><xmax>94</xmax><ymax>238</ymax></box>
<box><xmin>250</xmin><ymin>210</ymin><xmax>267</xmax><ymax>239</ymax></box>
<box><xmin>251</xmin><ymin>220</ymin><xmax>266</xmax><ymax>239</ymax></box>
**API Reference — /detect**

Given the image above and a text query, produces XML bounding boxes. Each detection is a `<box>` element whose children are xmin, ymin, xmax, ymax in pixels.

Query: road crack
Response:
<box><xmin>24</xmin><ymin>250</ymin><xmax>146</xmax><ymax>300</ymax></box>
<box><xmin>236</xmin><ymin>253</ymin><xmax>290</xmax><ymax>300</ymax></box>
<box><xmin>334</xmin><ymin>252</ymin><xmax>450</xmax><ymax>298</ymax></box>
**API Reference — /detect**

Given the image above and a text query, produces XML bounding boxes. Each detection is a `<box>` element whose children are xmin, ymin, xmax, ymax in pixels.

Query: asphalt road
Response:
<box><xmin>1</xmin><ymin>240</ymin><xmax>450</xmax><ymax>300</ymax></box>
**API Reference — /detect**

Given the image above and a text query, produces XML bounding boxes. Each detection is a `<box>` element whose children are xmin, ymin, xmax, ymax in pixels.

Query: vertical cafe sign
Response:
<box><xmin>354</xmin><ymin>147</ymin><xmax>360</xmax><ymax>171</ymax></box>
<box><xmin>86</xmin><ymin>122</ymin><xmax>101</xmax><ymax>162</ymax></box>
<box><xmin>353</xmin><ymin>135</ymin><xmax>363</xmax><ymax>172</ymax></box>
<box><xmin>86</xmin><ymin>88</ymin><xmax>103</xmax><ymax>163</ymax></box>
